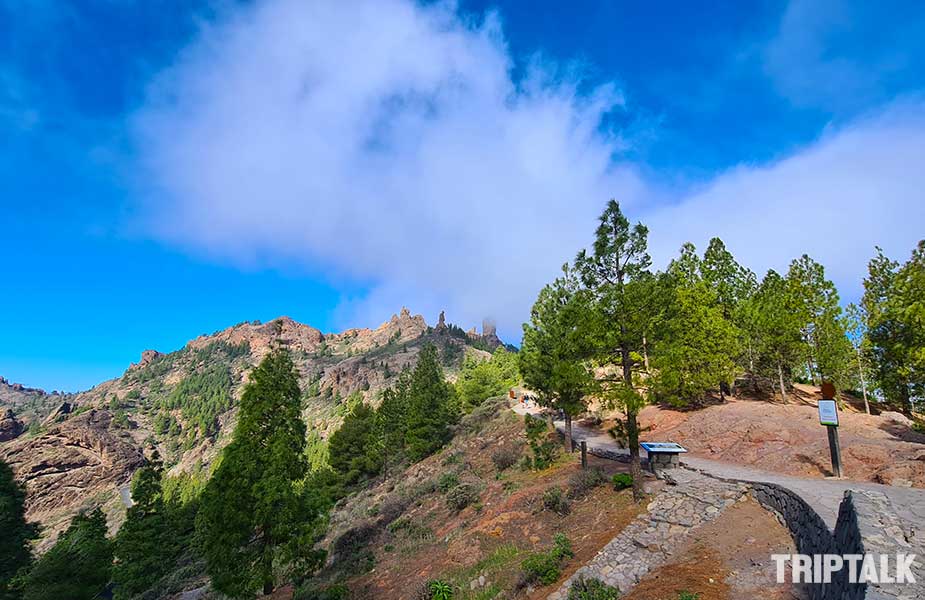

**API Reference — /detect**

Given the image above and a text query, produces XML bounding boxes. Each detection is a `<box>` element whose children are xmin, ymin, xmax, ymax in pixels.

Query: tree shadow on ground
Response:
<box><xmin>794</xmin><ymin>453</ymin><xmax>833</xmax><ymax>477</ymax></box>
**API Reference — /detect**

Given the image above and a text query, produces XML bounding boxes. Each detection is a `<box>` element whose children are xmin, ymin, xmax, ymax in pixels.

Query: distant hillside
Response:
<box><xmin>0</xmin><ymin>308</ymin><xmax>501</xmax><ymax>548</ymax></box>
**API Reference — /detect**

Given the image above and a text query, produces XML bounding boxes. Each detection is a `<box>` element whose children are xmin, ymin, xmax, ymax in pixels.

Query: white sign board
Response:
<box><xmin>818</xmin><ymin>400</ymin><xmax>839</xmax><ymax>426</ymax></box>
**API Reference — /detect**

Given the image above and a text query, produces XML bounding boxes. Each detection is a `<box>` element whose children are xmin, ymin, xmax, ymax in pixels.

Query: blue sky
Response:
<box><xmin>2</xmin><ymin>0</ymin><xmax>924</xmax><ymax>392</ymax></box>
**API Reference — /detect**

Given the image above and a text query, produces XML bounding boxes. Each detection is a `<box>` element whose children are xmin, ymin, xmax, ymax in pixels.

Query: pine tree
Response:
<box><xmin>520</xmin><ymin>264</ymin><xmax>594</xmax><ymax>452</ymax></box>
<box><xmin>328</xmin><ymin>403</ymin><xmax>383</xmax><ymax>486</ymax></box>
<box><xmin>376</xmin><ymin>370</ymin><xmax>411</xmax><ymax>472</ymax></box>
<box><xmin>1</xmin><ymin>460</ymin><xmax>37</xmax><ymax>600</ymax></box>
<box><xmin>574</xmin><ymin>200</ymin><xmax>652</xmax><ymax>501</ymax></box>
<box><xmin>863</xmin><ymin>242</ymin><xmax>925</xmax><ymax>411</ymax></box>
<box><xmin>112</xmin><ymin>459</ymin><xmax>177</xmax><ymax>599</ymax></box>
<box><xmin>403</xmin><ymin>344</ymin><xmax>457</xmax><ymax>461</ymax></box>
<box><xmin>23</xmin><ymin>508</ymin><xmax>112</xmax><ymax>600</ymax></box>
<box><xmin>786</xmin><ymin>254</ymin><xmax>851</xmax><ymax>389</ymax></box>
<box><xmin>751</xmin><ymin>270</ymin><xmax>805</xmax><ymax>400</ymax></box>
<box><xmin>456</xmin><ymin>347</ymin><xmax>520</xmax><ymax>410</ymax></box>
<box><xmin>844</xmin><ymin>303</ymin><xmax>871</xmax><ymax>414</ymax></box>
<box><xmin>651</xmin><ymin>279</ymin><xmax>739</xmax><ymax>405</ymax></box>
<box><xmin>196</xmin><ymin>347</ymin><xmax>324</xmax><ymax>597</ymax></box>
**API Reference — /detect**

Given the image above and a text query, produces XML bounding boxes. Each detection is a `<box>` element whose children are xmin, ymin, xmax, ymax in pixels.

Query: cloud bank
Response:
<box><xmin>133</xmin><ymin>0</ymin><xmax>925</xmax><ymax>340</ymax></box>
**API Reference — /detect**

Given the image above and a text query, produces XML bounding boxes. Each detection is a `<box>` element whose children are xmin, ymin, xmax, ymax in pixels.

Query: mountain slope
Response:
<box><xmin>0</xmin><ymin>308</ymin><xmax>499</xmax><ymax>548</ymax></box>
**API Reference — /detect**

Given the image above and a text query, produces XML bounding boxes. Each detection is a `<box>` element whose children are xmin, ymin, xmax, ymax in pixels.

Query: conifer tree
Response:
<box><xmin>196</xmin><ymin>346</ymin><xmax>324</xmax><ymax>597</ymax></box>
<box><xmin>1</xmin><ymin>460</ymin><xmax>36</xmax><ymax>600</ymax></box>
<box><xmin>520</xmin><ymin>264</ymin><xmax>594</xmax><ymax>451</ymax></box>
<box><xmin>23</xmin><ymin>508</ymin><xmax>112</xmax><ymax>600</ymax></box>
<box><xmin>574</xmin><ymin>200</ymin><xmax>652</xmax><ymax>501</ymax></box>
<box><xmin>328</xmin><ymin>403</ymin><xmax>383</xmax><ymax>486</ymax></box>
<box><xmin>113</xmin><ymin>458</ymin><xmax>177</xmax><ymax>599</ymax></box>
<box><xmin>751</xmin><ymin>270</ymin><xmax>805</xmax><ymax>400</ymax></box>
<box><xmin>376</xmin><ymin>370</ymin><xmax>411</xmax><ymax>472</ymax></box>
<box><xmin>404</xmin><ymin>344</ymin><xmax>458</xmax><ymax>461</ymax></box>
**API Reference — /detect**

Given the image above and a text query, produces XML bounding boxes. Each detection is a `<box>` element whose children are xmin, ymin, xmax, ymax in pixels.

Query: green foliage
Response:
<box><xmin>676</xmin><ymin>592</ymin><xmax>700</xmax><ymax>600</ymax></box>
<box><xmin>403</xmin><ymin>344</ymin><xmax>458</xmax><ymax>461</ymax></box>
<box><xmin>520</xmin><ymin>534</ymin><xmax>574</xmax><ymax>586</ymax></box>
<box><xmin>294</xmin><ymin>583</ymin><xmax>349</xmax><ymax>600</ymax></box>
<box><xmin>519</xmin><ymin>264</ymin><xmax>594</xmax><ymax>445</ymax></box>
<box><xmin>651</xmin><ymin>279</ymin><xmax>739</xmax><ymax>405</ymax></box>
<box><xmin>542</xmin><ymin>487</ymin><xmax>570</xmax><ymax>515</ymax></box>
<box><xmin>195</xmin><ymin>348</ymin><xmax>326</xmax><ymax>597</ymax></box>
<box><xmin>567</xmin><ymin>468</ymin><xmax>607</xmax><ymax>499</ymax></box>
<box><xmin>113</xmin><ymin>463</ymin><xmax>180</xmax><ymax>599</ymax></box>
<box><xmin>523</xmin><ymin>416</ymin><xmax>559</xmax><ymax>471</ymax></box>
<box><xmin>455</xmin><ymin>347</ymin><xmax>520</xmax><ymax>411</ymax></box>
<box><xmin>427</xmin><ymin>579</ymin><xmax>454</xmax><ymax>600</ymax></box>
<box><xmin>445</xmin><ymin>482</ymin><xmax>480</xmax><ymax>511</ymax></box>
<box><xmin>125</xmin><ymin>389</ymin><xmax>141</xmax><ymax>400</ymax></box>
<box><xmin>437</xmin><ymin>472</ymin><xmax>459</xmax><ymax>493</ymax></box>
<box><xmin>23</xmin><ymin>508</ymin><xmax>112</xmax><ymax>600</ymax></box>
<box><xmin>163</xmin><ymin>363</ymin><xmax>233</xmax><ymax>439</ymax></box>
<box><xmin>328</xmin><ymin>403</ymin><xmax>383</xmax><ymax>487</ymax></box>
<box><xmin>863</xmin><ymin>242</ymin><xmax>925</xmax><ymax>410</ymax></box>
<box><xmin>567</xmin><ymin>576</ymin><xmax>620</xmax><ymax>600</ymax></box>
<box><xmin>490</xmin><ymin>445</ymin><xmax>521</xmax><ymax>472</ymax></box>
<box><xmin>1</xmin><ymin>460</ymin><xmax>37</xmax><ymax>600</ymax></box>
<box><xmin>611</xmin><ymin>473</ymin><xmax>633</xmax><ymax>490</ymax></box>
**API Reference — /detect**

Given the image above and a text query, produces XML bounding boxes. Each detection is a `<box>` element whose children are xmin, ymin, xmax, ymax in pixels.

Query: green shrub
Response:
<box><xmin>676</xmin><ymin>593</ymin><xmax>700</xmax><ymax>600</ymax></box>
<box><xmin>567</xmin><ymin>576</ymin><xmax>620</xmax><ymax>599</ymax></box>
<box><xmin>491</xmin><ymin>445</ymin><xmax>521</xmax><ymax>471</ymax></box>
<box><xmin>520</xmin><ymin>534</ymin><xmax>573</xmax><ymax>587</ymax></box>
<box><xmin>294</xmin><ymin>583</ymin><xmax>349</xmax><ymax>600</ymax></box>
<box><xmin>542</xmin><ymin>487</ymin><xmax>570</xmax><ymax>516</ymax></box>
<box><xmin>437</xmin><ymin>472</ymin><xmax>459</xmax><ymax>493</ymax></box>
<box><xmin>567</xmin><ymin>468</ymin><xmax>607</xmax><ymax>499</ymax></box>
<box><xmin>445</xmin><ymin>482</ymin><xmax>480</xmax><ymax>511</ymax></box>
<box><xmin>427</xmin><ymin>579</ymin><xmax>454</xmax><ymax>600</ymax></box>
<box><xmin>611</xmin><ymin>473</ymin><xmax>633</xmax><ymax>490</ymax></box>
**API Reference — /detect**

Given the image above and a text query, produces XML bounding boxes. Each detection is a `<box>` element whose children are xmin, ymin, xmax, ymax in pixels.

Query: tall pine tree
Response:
<box><xmin>112</xmin><ymin>458</ymin><xmax>178</xmax><ymax>599</ymax></box>
<box><xmin>575</xmin><ymin>200</ymin><xmax>652</xmax><ymax>501</ymax></box>
<box><xmin>1</xmin><ymin>460</ymin><xmax>36</xmax><ymax>600</ymax></box>
<box><xmin>23</xmin><ymin>508</ymin><xmax>112</xmax><ymax>600</ymax></box>
<box><xmin>196</xmin><ymin>346</ymin><xmax>324</xmax><ymax>597</ymax></box>
<box><xmin>404</xmin><ymin>344</ymin><xmax>458</xmax><ymax>461</ymax></box>
<box><xmin>520</xmin><ymin>264</ymin><xmax>594</xmax><ymax>451</ymax></box>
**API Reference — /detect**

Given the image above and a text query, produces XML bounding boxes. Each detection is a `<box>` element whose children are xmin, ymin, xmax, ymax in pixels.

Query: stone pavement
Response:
<box><xmin>548</xmin><ymin>469</ymin><xmax>750</xmax><ymax>599</ymax></box>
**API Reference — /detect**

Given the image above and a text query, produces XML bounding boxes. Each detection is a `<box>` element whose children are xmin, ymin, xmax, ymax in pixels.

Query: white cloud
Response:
<box><xmin>646</xmin><ymin>102</ymin><xmax>925</xmax><ymax>300</ymax></box>
<box><xmin>133</xmin><ymin>0</ymin><xmax>925</xmax><ymax>341</ymax></box>
<box><xmin>132</xmin><ymin>0</ymin><xmax>641</xmax><ymax>339</ymax></box>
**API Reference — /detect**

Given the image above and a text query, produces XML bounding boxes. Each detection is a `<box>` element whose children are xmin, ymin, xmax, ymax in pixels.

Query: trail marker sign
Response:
<box><xmin>818</xmin><ymin>383</ymin><xmax>843</xmax><ymax>478</ymax></box>
<box><xmin>818</xmin><ymin>400</ymin><xmax>839</xmax><ymax>426</ymax></box>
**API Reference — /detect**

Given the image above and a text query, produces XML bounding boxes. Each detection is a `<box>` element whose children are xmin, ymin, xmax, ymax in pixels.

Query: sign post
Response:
<box><xmin>818</xmin><ymin>382</ymin><xmax>843</xmax><ymax>478</ymax></box>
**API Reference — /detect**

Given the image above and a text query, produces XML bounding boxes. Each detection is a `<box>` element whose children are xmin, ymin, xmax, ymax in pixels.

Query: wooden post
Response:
<box><xmin>580</xmin><ymin>441</ymin><xmax>587</xmax><ymax>470</ymax></box>
<box><xmin>827</xmin><ymin>425</ymin><xmax>843</xmax><ymax>478</ymax></box>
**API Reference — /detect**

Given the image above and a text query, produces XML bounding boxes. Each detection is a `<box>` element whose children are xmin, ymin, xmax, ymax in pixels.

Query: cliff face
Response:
<box><xmin>0</xmin><ymin>309</ymin><xmax>499</xmax><ymax>547</ymax></box>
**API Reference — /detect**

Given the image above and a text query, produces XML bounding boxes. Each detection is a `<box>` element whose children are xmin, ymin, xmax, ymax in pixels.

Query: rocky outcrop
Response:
<box><xmin>41</xmin><ymin>402</ymin><xmax>74</xmax><ymax>427</ymax></box>
<box><xmin>0</xmin><ymin>408</ymin><xmax>24</xmax><ymax>441</ymax></box>
<box><xmin>0</xmin><ymin>409</ymin><xmax>145</xmax><ymax>543</ymax></box>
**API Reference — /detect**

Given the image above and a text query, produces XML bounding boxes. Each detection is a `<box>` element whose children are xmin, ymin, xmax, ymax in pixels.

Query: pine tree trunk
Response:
<box><xmin>642</xmin><ymin>334</ymin><xmax>650</xmax><ymax>372</ymax></box>
<box><xmin>857</xmin><ymin>348</ymin><xmax>870</xmax><ymax>415</ymax></box>
<box><xmin>564</xmin><ymin>413</ymin><xmax>573</xmax><ymax>452</ymax></box>
<box><xmin>262</xmin><ymin>537</ymin><xmax>274</xmax><ymax>595</ymax></box>
<box><xmin>778</xmin><ymin>362</ymin><xmax>787</xmax><ymax>402</ymax></box>
<box><xmin>621</xmin><ymin>340</ymin><xmax>644</xmax><ymax>502</ymax></box>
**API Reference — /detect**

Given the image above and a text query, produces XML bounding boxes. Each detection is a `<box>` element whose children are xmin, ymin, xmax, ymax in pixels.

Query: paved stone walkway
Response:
<box><xmin>548</xmin><ymin>469</ymin><xmax>750</xmax><ymax>598</ymax></box>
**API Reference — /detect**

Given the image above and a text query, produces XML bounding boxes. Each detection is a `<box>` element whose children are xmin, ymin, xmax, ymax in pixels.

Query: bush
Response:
<box><xmin>294</xmin><ymin>583</ymin><xmax>349</xmax><ymax>600</ymax></box>
<box><xmin>520</xmin><ymin>534</ymin><xmax>573</xmax><ymax>587</ymax></box>
<box><xmin>491</xmin><ymin>445</ymin><xmax>522</xmax><ymax>472</ymax></box>
<box><xmin>567</xmin><ymin>576</ymin><xmax>620</xmax><ymax>600</ymax></box>
<box><xmin>445</xmin><ymin>482</ymin><xmax>480</xmax><ymax>511</ymax></box>
<box><xmin>676</xmin><ymin>593</ymin><xmax>700</xmax><ymax>600</ymax></box>
<box><xmin>567</xmin><ymin>468</ymin><xmax>607</xmax><ymax>499</ymax></box>
<box><xmin>542</xmin><ymin>487</ymin><xmax>570</xmax><ymax>516</ymax></box>
<box><xmin>524</xmin><ymin>416</ymin><xmax>559</xmax><ymax>470</ymax></box>
<box><xmin>437</xmin><ymin>472</ymin><xmax>459</xmax><ymax>493</ymax></box>
<box><xmin>426</xmin><ymin>580</ymin><xmax>454</xmax><ymax>600</ymax></box>
<box><xmin>611</xmin><ymin>473</ymin><xmax>633</xmax><ymax>491</ymax></box>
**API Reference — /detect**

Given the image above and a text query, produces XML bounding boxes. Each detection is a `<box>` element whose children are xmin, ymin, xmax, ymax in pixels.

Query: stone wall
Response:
<box><xmin>750</xmin><ymin>482</ymin><xmax>865</xmax><ymax>600</ymax></box>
